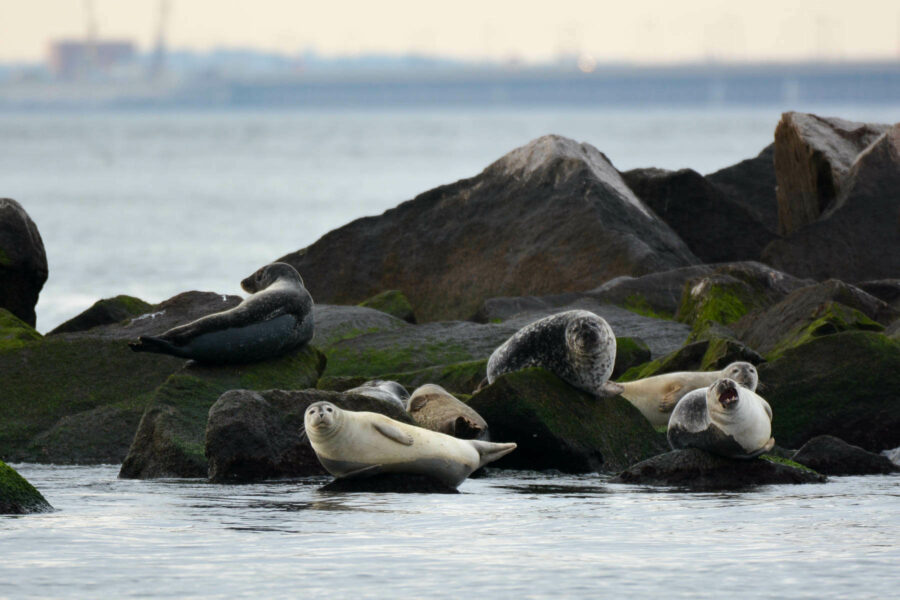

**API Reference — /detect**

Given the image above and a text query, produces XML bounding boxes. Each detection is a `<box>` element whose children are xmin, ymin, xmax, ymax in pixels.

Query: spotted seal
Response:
<box><xmin>304</xmin><ymin>401</ymin><xmax>516</xmax><ymax>488</ymax></box>
<box><xmin>667</xmin><ymin>377</ymin><xmax>774</xmax><ymax>459</ymax></box>
<box><xmin>486</xmin><ymin>310</ymin><xmax>622</xmax><ymax>397</ymax></box>
<box><xmin>344</xmin><ymin>380</ymin><xmax>410</xmax><ymax>411</ymax></box>
<box><xmin>129</xmin><ymin>262</ymin><xmax>313</xmax><ymax>363</ymax></box>
<box><xmin>406</xmin><ymin>384</ymin><xmax>489</xmax><ymax>440</ymax></box>
<box><xmin>618</xmin><ymin>362</ymin><xmax>759</xmax><ymax>427</ymax></box>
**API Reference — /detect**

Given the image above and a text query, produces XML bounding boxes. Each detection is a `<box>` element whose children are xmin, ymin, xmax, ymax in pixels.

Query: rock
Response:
<box><xmin>585</xmin><ymin>265</ymin><xmax>714</xmax><ymax>319</ymax></box>
<box><xmin>706</xmin><ymin>143</ymin><xmax>778</xmax><ymax>233</ymax></box>
<box><xmin>618</xmin><ymin>337</ymin><xmax>762</xmax><ymax>382</ymax></box>
<box><xmin>622</xmin><ymin>167</ymin><xmax>774</xmax><ymax>263</ymax></box>
<box><xmin>612</xmin><ymin>337</ymin><xmax>651</xmax><ymax>378</ymax></box>
<box><xmin>610</xmin><ymin>449</ymin><xmax>826</xmax><ymax>490</ymax></box>
<box><xmin>763</xmin><ymin>123</ymin><xmax>900</xmax><ymax>282</ymax></box>
<box><xmin>205</xmin><ymin>388</ymin><xmax>413</xmax><ymax>483</ymax></box>
<box><xmin>311</xmin><ymin>304</ymin><xmax>409</xmax><ymax>348</ymax></box>
<box><xmin>791</xmin><ymin>435</ymin><xmax>899</xmax><ymax>476</ymax></box>
<box><xmin>856</xmin><ymin>280</ymin><xmax>900</xmax><ymax>311</ymax></box>
<box><xmin>772</xmin><ymin>112</ymin><xmax>889</xmax><ymax>236</ymax></box>
<box><xmin>119</xmin><ymin>345</ymin><xmax>325</xmax><ymax>479</ymax></box>
<box><xmin>759</xmin><ymin>331</ymin><xmax>900</xmax><ymax>452</ymax></box>
<box><xmin>317</xmin><ymin>359</ymin><xmax>489</xmax><ymax>396</ymax></box>
<box><xmin>733</xmin><ymin>280</ymin><xmax>896</xmax><ymax>359</ymax></box>
<box><xmin>0</xmin><ymin>308</ymin><xmax>42</xmax><ymax>351</ymax></box>
<box><xmin>0</xmin><ymin>460</ymin><xmax>53</xmax><ymax>514</ymax></box>
<box><xmin>889</xmin><ymin>320</ymin><xmax>900</xmax><ymax>342</ymax></box>
<box><xmin>0</xmin><ymin>198</ymin><xmax>48</xmax><ymax>327</ymax></box>
<box><xmin>466</xmin><ymin>368</ymin><xmax>668</xmax><ymax>473</ymax></box>
<box><xmin>49</xmin><ymin>295</ymin><xmax>154</xmax><ymax>335</ymax></box>
<box><xmin>277</xmin><ymin>135</ymin><xmax>698</xmax><ymax>322</ymax></box>
<box><xmin>26</xmin><ymin>405</ymin><xmax>143</xmax><ymax>465</ymax></box>
<box><xmin>358</xmin><ymin>290</ymin><xmax>416</xmax><ymax>323</ymax></box>
<box><xmin>319</xmin><ymin>473</ymin><xmax>459</xmax><ymax>494</ymax></box>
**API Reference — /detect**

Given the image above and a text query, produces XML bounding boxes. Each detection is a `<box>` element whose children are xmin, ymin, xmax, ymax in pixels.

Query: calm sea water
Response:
<box><xmin>2</xmin><ymin>464</ymin><xmax>898</xmax><ymax>599</ymax></box>
<box><xmin>0</xmin><ymin>105</ymin><xmax>897</xmax><ymax>332</ymax></box>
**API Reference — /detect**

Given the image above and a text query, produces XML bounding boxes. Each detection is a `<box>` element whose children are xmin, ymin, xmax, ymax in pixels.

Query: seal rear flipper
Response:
<box><xmin>599</xmin><ymin>381</ymin><xmax>625</xmax><ymax>397</ymax></box>
<box><xmin>373</xmin><ymin>422</ymin><xmax>414</xmax><ymax>446</ymax></box>
<box><xmin>470</xmin><ymin>440</ymin><xmax>517</xmax><ymax>468</ymax></box>
<box><xmin>453</xmin><ymin>416</ymin><xmax>486</xmax><ymax>440</ymax></box>
<box><xmin>129</xmin><ymin>335</ymin><xmax>182</xmax><ymax>356</ymax></box>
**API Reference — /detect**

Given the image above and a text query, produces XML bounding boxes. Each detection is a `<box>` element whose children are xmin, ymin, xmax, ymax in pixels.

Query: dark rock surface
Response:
<box><xmin>610</xmin><ymin>449</ymin><xmax>826</xmax><ymax>490</ymax></box>
<box><xmin>0</xmin><ymin>460</ymin><xmax>53</xmax><ymax>514</ymax></box>
<box><xmin>618</xmin><ymin>337</ymin><xmax>762</xmax><ymax>382</ymax></box>
<box><xmin>318</xmin><ymin>473</ymin><xmax>458</xmax><ymax>494</ymax></box>
<box><xmin>311</xmin><ymin>304</ymin><xmax>410</xmax><ymax>348</ymax></box>
<box><xmin>584</xmin><ymin>265</ymin><xmax>714</xmax><ymax>318</ymax></box>
<box><xmin>856</xmin><ymin>280</ymin><xmax>900</xmax><ymax>311</ymax></box>
<box><xmin>0</xmin><ymin>198</ymin><xmax>48</xmax><ymax>327</ymax></box>
<box><xmin>706</xmin><ymin>143</ymin><xmax>778</xmax><ymax>232</ymax></box>
<box><xmin>791</xmin><ymin>435</ymin><xmax>899</xmax><ymax>476</ymax></box>
<box><xmin>278</xmin><ymin>135</ymin><xmax>698</xmax><ymax>322</ymax></box>
<box><xmin>205</xmin><ymin>388</ymin><xmax>413</xmax><ymax>483</ymax></box>
<box><xmin>49</xmin><ymin>295</ymin><xmax>154</xmax><ymax>335</ymax></box>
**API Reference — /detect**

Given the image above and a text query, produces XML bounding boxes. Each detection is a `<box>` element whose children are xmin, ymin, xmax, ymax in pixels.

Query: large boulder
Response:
<box><xmin>277</xmin><ymin>135</ymin><xmax>698</xmax><ymax>322</ymax></box>
<box><xmin>0</xmin><ymin>460</ymin><xmax>52</xmax><ymax>514</ymax></box>
<box><xmin>48</xmin><ymin>295</ymin><xmax>154</xmax><ymax>335</ymax></box>
<box><xmin>466</xmin><ymin>368</ymin><xmax>668</xmax><ymax>473</ymax></box>
<box><xmin>763</xmin><ymin>122</ymin><xmax>900</xmax><ymax>281</ymax></box>
<box><xmin>610</xmin><ymin>449</ymin><xmax>825</xmax><ymax>490</ymax></box>
<box><xmin>311</xmin><ymin>304</ymin><xmax>409</xmax><ymax>347</ymax></box>
<box><xmin>706</xmin><ymin>143</ymin><xmax>778</xmax><ymax>233</ymax></box>
<box><xmin>0</xmin><ymin>198</ymin><xmax>48</xmax><ymax>327</ymax></box>
<box><xmin>205</xmin><ymin>388</ymin><xmax>413</xmax><ymax>483</ymax></box>
<box><xmin>791</xmin><ymin>435</ymin><xmax>899</xmax><ymax>476</ymax></box>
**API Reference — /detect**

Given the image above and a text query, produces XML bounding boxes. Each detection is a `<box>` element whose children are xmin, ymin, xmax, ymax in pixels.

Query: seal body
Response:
<box><xmin>304</xmin><ymin>401</ymin><xmax>516</xmax><ymax>488</ymax></box>
<box><xmin>344</xmin><ymin>380</ymin><xmax>410</xmax><ymax>411</ymax></box>
<box><xmin>407</xmin><ymin>384</ymin><xmax>489</xmax><ymax>440</ymax></box>
<box><xmin>129</xmin><ymin>262</ymin><xmax>313</xmax><ymax>364</ymax></box>
<box><xmin>619</xmin><ymin>361</ymin><xmax>759</xmax><ymax>427</ymax></box>
<box><xmin>667</xmin><ymin>378</ymin><xmax>774</xmax><ymax>459</ymax></box>
<box><xmin>486</xmin><ymin>310</ymin><xmax>621</xmax><ymax>397</ymax></box>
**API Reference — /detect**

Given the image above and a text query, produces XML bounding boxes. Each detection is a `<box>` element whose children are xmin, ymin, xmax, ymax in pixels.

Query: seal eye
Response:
<box><xmin>326</xmin><ymin>407</ymin><xmax>333</xmax><ymax>413</ymax></box>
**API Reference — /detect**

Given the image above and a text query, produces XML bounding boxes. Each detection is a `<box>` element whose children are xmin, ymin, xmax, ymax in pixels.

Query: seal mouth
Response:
<box><xmin>718</xmin><ymin>384</ymin><xmax>739</xmax><ymax>408</ymax></box>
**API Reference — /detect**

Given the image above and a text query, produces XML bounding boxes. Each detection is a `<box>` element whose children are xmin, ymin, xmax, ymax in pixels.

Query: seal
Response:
<box><xmin>618</xmin><ymin>361</ymin><xmax>759</xmax><ymax>428</ymax></box>
<box><xmin>129</xmin><ymin>262</ymin><xmax>313</xmax><ymax>364</ymax></box>
<box><xmin>304</xmin><ymin>401</ymin><xmax>517</xmax><ymax>488</ymax></box>
<box><xmin>667</xmin><ymin>377</ymin><xmax>774</xmax><ymax>459</ymax></box>
<box><xmin>406</xmin><ymin>384</ymin><xmax>489</xmax><ymax>440</ymax></box>
<box><xmin>486</xmin><ymin>310</ymin><xmax>622</xmax><ymax>397</ymax></box>
<box><xmin>345</xmin><ymin>380</ymin><xmax>410</xmax><ymax>411</ymax></box>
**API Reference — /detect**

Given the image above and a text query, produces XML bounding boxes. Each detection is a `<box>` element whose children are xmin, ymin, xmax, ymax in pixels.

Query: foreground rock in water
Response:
<box><xmin>0</xmin><ymin>460</ymin><xmax>52</xmax><ymax>514</ymax></box>
<box><xmin>206</xmin><ymin>388</ymin><xmax>413</xmax><ymax>483</ymax></box>
<box><xmin>610</xmin><ymin>449</ymin><xmax>826</xmax><ymax>489</ymax></box>
<box><xmin>119</xmin><ymin>345</ymin><xmax>325</xmax><ymax>479</ymax></box>
<box><xmin>319</xmin><ymin>473</ymin><xmax>458</xmax><ymax>494</ymax></box>
<box><xmin>467</xmin><ymin>368</ymin><xmax>667</xmax><ymax>473</ymax></box>
<box><xmin>278</xmin><ymin>135</ymin><xmax>698</xmax><ymax>322</ymax></box>
<box><xmin>0</xmin><ymin>198</ymin><xmax>48</xmax><ymax>327</ymax></box>
<box><xmin>791</xmin><ymin>435</ymin><xmax>899</xmax><ymax>476</ymax></box>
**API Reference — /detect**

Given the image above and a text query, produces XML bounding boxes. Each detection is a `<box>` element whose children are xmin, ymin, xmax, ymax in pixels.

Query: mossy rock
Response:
<box><xmin>49</xmin><ymin>295</ymin><xmax>154</xmax><ymax>335</ymax></box>
<box><xmin>612</xmin><ymin>337</ymin><xmax>651</xmax><ymax>378</ymax></box>
<box><xmin>0</xmin><ymin>308</ymin><xmax>42</xmax><ymax>351</ymax></box>
<box><xmin>759</xmin><ymin>331</ymin><xmax>900</xmax><ymax>452</ymax></box>
<box><xmin>765</xmin><ymin>302</ymin><xmax>883</xmax><ymax>361</ymax></box>
<box><xmin>677</xmin><ymin>275</ymin><xmax>769</xmax><ymax>339</ymax></box>
<box><xmin>618</xmin><ymin>337</ymin><xmax>762</xmax><ymax>382</ymax></box>
<box><xmin>0</xmin><ymin>460</ymin><xmax>52</xmax><ymax>514</ymax></box>
<box><xmin>620</xmin><ymin>294</ymin><xmax>674</xmax><ymax>320</ymax></box>
<box><xmin>358</xmin><ymin>290</ymin><xmax>416</xmax><ymax>323</ymax></box>
<box><xmin>311</xmin><ymin>304</ymin><xmax>410</xmax><ymax>348</ymax></box>
<box><xmin>467</xmin><ymin>368</ymin><xmax>668</xmax><ymax>473</ymax></box>
<box><xmin>317</xmin><ymin>358</ymin><xmax>488</xmax><ymax>396</ymax></box>
<box><xmin>119</xmin><ymin>344</ymin><xmax>325</xmax><ymax>479</ymax></box>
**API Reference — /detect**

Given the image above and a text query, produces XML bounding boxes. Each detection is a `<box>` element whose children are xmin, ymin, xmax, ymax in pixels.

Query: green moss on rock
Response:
<box><xmin>612</xmin><ymin>337</ymin><xmax>652</xmax><ymax>378</ymax></box>
<box><xmin>0</xmin><ymin>308</ymin><xmax>42</xmax><ymax>350</ymax></box>
<box><xmin>49</xmin><ymin>295</ymin><xmax>154</xmax><ymax>335</ymax></box>
<box><xmin>0</xmin><ymin>460</ymin><xmax>52</xmax><ymax>514</ymax></box>
<box><xmin>622</xmin><ymin>294</ymin><xmax>674</xmax><ymax>320</ymax></box>
<box><xmin>358</xmin><ymin>290</ymin><xmax>416</xmax><ymax>323</ymax></box>
<box><xmin>766</xmin><ymin>302</ymin><xmax>884</xmax><ymax>361</ymax></box>
<box><xmin>618</xmin><ymin>337</ymin><xmax>762</xmax><ymax>382</ymax></box>
<box><xmin>760</xmin><ymin>454</ymin><xmax>819</xmax><ymax>474</ymax></box>
<box><xmin>677</xmin><ymin>275</ymin><xmax>770</xmax><ymax>340</ymax></box>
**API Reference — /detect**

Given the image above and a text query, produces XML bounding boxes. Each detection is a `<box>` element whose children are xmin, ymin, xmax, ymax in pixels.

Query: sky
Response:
<box><xmin>2</xmin><ymin>0</ymin><xmax>900</xmax><ymax>64</ymax></box>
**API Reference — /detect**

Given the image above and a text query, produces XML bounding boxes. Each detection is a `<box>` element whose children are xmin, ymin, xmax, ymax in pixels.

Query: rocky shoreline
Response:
<box><xmin>2</xmin><ymin>111</ymin><xmax>899</xmax><ymax>502</ymax></box>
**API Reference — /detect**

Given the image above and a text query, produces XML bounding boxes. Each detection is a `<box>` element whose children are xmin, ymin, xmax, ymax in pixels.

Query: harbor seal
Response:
<box><xmin>618</xmin><ymin>361</ymin><xmax>759</xmax><ymax>428</ymax></box>
<box><xmin>486</xmin><ymin>310</ymin><xmax>622</xmax><ymax>397</ymax></box>
<box><xmin>406</xmin><ymin>384</ymin><xmax>489</xmax><ymax>440</ymax></box>
<box><xmin>667</xmin><ymin>377</ymin><xmax>774</xmax><ymax>459</ymax></box>
<box><xmin>345</xmin><ymin>380</ymin><xmax>410</xmax><ymax>411</ymax></box>
<box><xmin>129</xmin><ymin>262</ymin><xmax>313</xmax><ymax>364</ymax></box>
<box><xmin>304</xmin><ymin>401</ymin><xmax>516</xmax><ymax>488</ymax></box>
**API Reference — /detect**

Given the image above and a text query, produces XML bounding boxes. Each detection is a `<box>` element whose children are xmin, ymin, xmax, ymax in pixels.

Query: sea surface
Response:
<box><xmin>2</xmin><ymin>464</ymin><xmax>899</xmax><ymax>599</ymax></box>
<box><xmin>0</xmin><ymin>104</ymin><xmax>897</xmax><ymax>332</ymax></box>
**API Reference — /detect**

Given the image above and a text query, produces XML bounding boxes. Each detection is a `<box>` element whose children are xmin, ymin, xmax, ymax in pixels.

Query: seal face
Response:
<box><xmin>406</xmin><ymin>384</ymin><xmax>489</xmax><ymax>440</ymax></box>
<box><xmin>303</xmin><ymin>401</ymin><xmax>516</xmax><ymax>488</ymax></box>
<box><xmin>667</xmin><ymin>377</ymin><xmax>775</xmax><ymax>459</ymax></box>
<box><xmin>129</xmin><ymin>262</ymin><xmax>314</xmax><ymax>364</ymax></box>
<box><xmin>345</xmin><ymin>380</ymin><xmax>410</xmax><ymax>411</ymax></box>
<box><xmin>486</xmin><ymin>310</ymin><xmax>621</xmax><ymax>397</ymax></box>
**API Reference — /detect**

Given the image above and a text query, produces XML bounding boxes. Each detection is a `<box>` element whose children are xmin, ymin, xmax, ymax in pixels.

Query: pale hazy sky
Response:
<box><xmin>2</xmin><ymin>0</ymin><xmax>900</xmax><ymax>63</ymax></box>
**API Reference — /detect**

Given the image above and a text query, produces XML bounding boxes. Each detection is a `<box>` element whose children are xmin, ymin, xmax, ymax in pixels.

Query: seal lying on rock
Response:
<box><xmin>345</xmin><ymin>380</ymin><xmax>410</xmax><ymax>411</ymax></box>
<box><xmin>129</xmin><ymin>262</ymin><xmax>313</xmax><ymax>364</ymax></box>
<box><xmin>407</xmin><ymin>384</ymin><xmax>489</xmax><ymax>439</ymax></box>
<box><xmin>618</xmin><ymin>361</ymin><xmax>759</xmax><ymax>427</ymax></box>
<box><xmin>304</xmin><ymin>401</ymin><xmax>516</xmax><ymax>488</ymax></box>
<box><xmin>667</xmin><ymin>378</ymin><xmax>774</xmax><ymax>459</ymax></box>
<box><xmin>486</xmin><ymin>310</ymin><xmax>623</xmax><ymax>397</ymax></box>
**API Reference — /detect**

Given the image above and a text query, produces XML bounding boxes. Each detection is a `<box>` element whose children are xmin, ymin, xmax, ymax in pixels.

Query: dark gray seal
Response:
<box><xmin>667</xmin><ymin>378</ymin><xmax>775</xmax><ymax>459</ymax></box>
<box><xmin>345</xmin><ymin>380</ymin><xmax>410</xmax><ymax>411</ymax></box>
<box><xmin>129</xmin><ymin>262</ymin><xmax>313</xmax><ymax>363</ymax></box>
<box><xmin>486</xmin><ymin>309</ymin><xmax>622</xmax><ymax>397</ymax></box>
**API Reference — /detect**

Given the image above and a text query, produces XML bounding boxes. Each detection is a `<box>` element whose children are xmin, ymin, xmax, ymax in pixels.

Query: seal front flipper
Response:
<box><xmin>659</xmin><ymin>383</ymin><xmax>684</xmax><ymax>412</ymax></box>
<box><xmin>373</xmin><ymin>422</ymin><xmax>414</xmax><ymax>446</ymax></box>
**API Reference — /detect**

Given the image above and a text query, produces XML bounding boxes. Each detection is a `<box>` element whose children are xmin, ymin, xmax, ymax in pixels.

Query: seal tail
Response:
<box><xmin>129</xmin><ymin>335</ymin><xmax>181</xmax><ymax>356</ymax></box>
<box><xmin>470</xmin><ymin>440</ymin><xmax>517</xmax><ymax>468</ymax></box>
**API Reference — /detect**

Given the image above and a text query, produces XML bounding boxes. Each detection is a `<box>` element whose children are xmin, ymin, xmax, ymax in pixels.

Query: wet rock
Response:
<box><xmin>49</xmin><ymin>295</ymin><xmax>154</xmax><ymax>335</ymax></box>
<box><xmin>610</xmin><ymin>449</ymin><xmax>826</xmax><ymax>490</ymax></box>
<box><xmin>358</xmin><ymin>290</ymin><xmax>416</xmax><ymax>323</ymax></box>
<box><xmin>26</xmin><ymin>405</ymin><xmax>143</xmax><ymax>465</ymax></box>
<box><xmin>791</xmin><ymin>435</ymin><xmax>899</xmax><ymax>476</ymax></box>
<box><xmin>883</xmin><ymin>447</ymin><xmax>900</xmax><ymax>466</ymax></box>
<box><xmin>706</xmin><ymin>143</ymin><xmax>778</xmax><ymax>233</ymax></box>
<box><xmin>0</xmin><ymin>460</ymin><xmax>53</xmax><ymax>514</ymax></box>
<box><xmin>319</xmin><ymin>473</ymin><xmax>458</xmax><ymax>494</ymax></box>
<box><xmin>467</xmin><ymin>368</ymin><xmax>668</xmax><ymax>473</ymax></box>
<box><xmin>205</xmin><ymin>388</ymin><xmax>413</xmax><ymax>483</ymax></box>
<box><xmin>0</xmin><ymin>308</ymin><xmax>42</xmax><ymax>351</ymax></box>
<box><xmin>278</xmin><ymin>135</ymin><xmax>698</xmax><ymax>322</ymax></box>
<box><xmin>0</xmin><ymin>198</ymin><xmax>48</xmax><ymax>327</ymax></box>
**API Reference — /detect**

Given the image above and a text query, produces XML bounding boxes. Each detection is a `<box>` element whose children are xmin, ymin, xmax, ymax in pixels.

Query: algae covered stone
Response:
<box><xmin>0</xmin><ymin>307</ymin><xmax>42</xmax><ymax>351</ymax></box>
<box><xmin>618</xmin><ymin>337</ymin><xmax>761</xmax><ymax>382</ymax></box>
<box><xmin>0</xmin><ymin>460</ymin><xmax>52</xmax><ymax>514</ymax></box>
<box><xmin>358</xmin><ymin>290</ymin><xmax>416</xmax><ymax>323</ymax></box>
<box><xmin>49</xmin><ymin>295</ymin><xmax>154</xmax><ymax>335</ymax></box>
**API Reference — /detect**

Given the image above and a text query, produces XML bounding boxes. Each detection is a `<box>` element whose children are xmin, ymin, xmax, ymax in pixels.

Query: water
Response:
<box><xmin>2</xmin><ymin>465</ymin><xmax>898</xmax><ymax>599</ymax></box>
<box><xmin>0</xmin><ymin>105</ymin><xmax>898</xmax><ymax>332</ymax></box>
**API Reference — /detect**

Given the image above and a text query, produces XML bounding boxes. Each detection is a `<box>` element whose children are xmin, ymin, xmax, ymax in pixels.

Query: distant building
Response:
<box><xmin>48</xmin><ymin>40</ymin><xmax>136</xmax><ymax>78</ymax></box>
